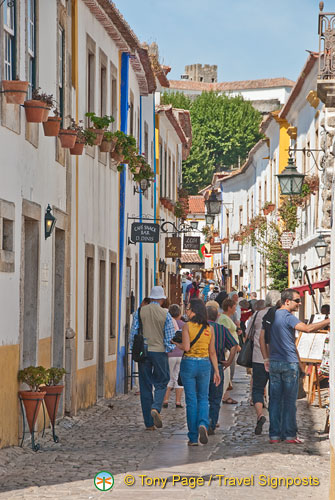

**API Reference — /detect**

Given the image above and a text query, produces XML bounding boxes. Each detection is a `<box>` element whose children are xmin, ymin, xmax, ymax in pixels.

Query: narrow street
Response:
<box><xmin>0</xmin><ymin>367</ymin><xmax>329</xmax><ymax>499</ymax></box>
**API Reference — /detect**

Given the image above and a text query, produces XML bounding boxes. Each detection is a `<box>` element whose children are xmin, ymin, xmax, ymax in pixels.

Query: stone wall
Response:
<box><xmin>184</xmin><ymin>64</ymin><xmax>218</xmax><ymax>83</ymax></box>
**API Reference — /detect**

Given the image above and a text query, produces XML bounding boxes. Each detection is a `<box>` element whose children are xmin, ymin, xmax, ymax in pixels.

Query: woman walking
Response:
<box><xmin>163</xmin><ymin>304</ymin><xmax>184</xmax><ymax>408</ymax></box>
<box><xmin>173</xmin><ymin>299</ymin><xmax>220</xmax><ymax>446</ymax></box>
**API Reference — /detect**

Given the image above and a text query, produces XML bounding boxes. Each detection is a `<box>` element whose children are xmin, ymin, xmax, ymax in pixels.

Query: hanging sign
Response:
<box><xmin>280</xmin><ymin>231</ymin><xmax>295</xmax><ymax>249</ymax></box>
<box><xmin>210</xmin><ymin>242</ymin><xmax>222</xmax><ymax>254</ymax></box>
<box><xmin>229</xmin><ymin>253</ymin><xmax>240</xmax><ymax>261</ymax></box>
<box><xmin>183</xmin><ymin>236</ymin><xmax>200</xmax><ymax>250</ymax></box>
<box><xmin>165</xmin><ymin>237</ymin><xmax>181</xmax><ymax>258</ymax></box>
<box><xmin>131</xmin><ymin>223</ymin><xmax>160</xmax><ymax>243</ymax></box>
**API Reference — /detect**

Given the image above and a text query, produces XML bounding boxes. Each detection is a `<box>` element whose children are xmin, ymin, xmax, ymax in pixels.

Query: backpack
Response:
<box><xmin>189</xmin><ymin>286</ymin><xmax>199</xmax><ymax>299</ymax></box>
<box><xmin>132</xmin><ymin>308</ymin><xmax>147</xmax><ymax>363</ymax></box>
<box><xmin>262</xmin><ymin>306</ymin><xmax>278</xmax><ymax>344</ymax></box>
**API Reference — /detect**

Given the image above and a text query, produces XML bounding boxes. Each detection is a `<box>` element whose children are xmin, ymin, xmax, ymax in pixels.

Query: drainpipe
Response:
<box><xmin>153</xmin><ymin>94</ymin><xmax>157</xmax><ymax>284</ymax></box>
<box><xmin>139</xmin><ymin>96</ymin><xmax>143</xmax><ymax>304</ymax></box>
<box><xmin>116</xmin><ymin>52</ymin><xmax>129</xmax><ymax>393</ymax></box>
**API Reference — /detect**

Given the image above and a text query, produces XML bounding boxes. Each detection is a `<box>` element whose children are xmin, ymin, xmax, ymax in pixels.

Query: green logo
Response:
<box><xmin>94</xmin><ymin>471</ymin><xmax>114</xmax><ymax>491</ymax></box>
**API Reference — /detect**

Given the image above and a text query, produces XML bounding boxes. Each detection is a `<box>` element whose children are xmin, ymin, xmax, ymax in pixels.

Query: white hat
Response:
<box><xmin>149</xmin><ymin>286</ymin><xmax>166</xmax><ymax>300</ymax></box>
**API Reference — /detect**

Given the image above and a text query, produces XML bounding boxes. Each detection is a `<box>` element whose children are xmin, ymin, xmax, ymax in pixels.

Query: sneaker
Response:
<box><xmin>255</xmin><ymin>416</ymin><xmax>266</xmax><ymax>435</ymax></box>
<box><xmin>187</xmin><ymin>441</ymin><xmax>198</xmax><ymax>446</ymax></box>
<box><xmin>150</xmin><ymin>409</ymin><xmax>162</xmax><ymax>428</ymax></box>
<box><xmin>208</xmin><ymin>427</ymin><xmax>215</xmax><ymax>436</ymax></box>
<box><xmin>199</xmin><ymin>425</ymin><xmax>208</xmax><ymax>444</ymax></box>
<box><xmin>285</xmin><ymin>437</ymin><xmax>304</xmax><ymax>444</ymax></box>
<box><xmin>269</xmin><ymin>439</ymin><xmax>280</xmax><ymax>444</ymax></box>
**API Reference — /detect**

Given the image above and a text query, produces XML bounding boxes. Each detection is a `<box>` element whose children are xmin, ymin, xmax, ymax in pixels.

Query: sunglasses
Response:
<box><xmin>291</xmin><ymin>298</ymin><xmax>301</xmax><ymax>304</ymax></box>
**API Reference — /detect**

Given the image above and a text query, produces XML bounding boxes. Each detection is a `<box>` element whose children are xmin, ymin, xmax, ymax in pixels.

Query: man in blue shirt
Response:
<box><xmin>264</xmin><ymin>289</ymin><xmax>330</xmax><ymax>444</ymax></box>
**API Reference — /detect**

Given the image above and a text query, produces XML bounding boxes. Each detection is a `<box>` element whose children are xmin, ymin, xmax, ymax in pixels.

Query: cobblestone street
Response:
<box><xmin>0</xmin><ymin>368</ymin><xmax>330</xmax><ymax>499</ymax></box>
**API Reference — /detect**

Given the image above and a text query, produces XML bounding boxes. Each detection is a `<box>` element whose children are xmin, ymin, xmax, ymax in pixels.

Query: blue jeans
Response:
<box><xmin>180</xmin><ymin>357</ymin><xmax>211</xmax><ymax>443</ymax></box>
<box><xmin>209</xmin><ymin>364</ymin><xmax>224</xmax><ymax>430</ymax></box>
<box><xmin>269</xmin><ymin>361</ymin><xmax>299</xmax><ymax>440</ymax></box>
<box><xmin>252</xmin><ymin>362</ymin><xmax>269</xmax><ymax>405</ymax></box>
<box><xmin>138</xmin><ymin>351</ymin><xmax>170</xmax><ymax>428</ymax></box>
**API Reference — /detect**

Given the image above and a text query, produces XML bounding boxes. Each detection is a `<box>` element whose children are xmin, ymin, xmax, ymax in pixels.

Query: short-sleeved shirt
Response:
<box><xmin>184</xmin><ymin>322</ymin><xmax>211</xmax><ymax>358</ymax></box>
<box><xmin>208</xmin><ymin>320</ymin><xmax>238</xmax><ymax>362</ymax></box>
<box><xmin>218</xmin><ymin>314</ymin><xmax>239</xmax><ymax>343</ymax></box>
<box><xmin>270</xmin><ymin>309</ymin><xmax>300</xmax><ymax>363</ymax></box>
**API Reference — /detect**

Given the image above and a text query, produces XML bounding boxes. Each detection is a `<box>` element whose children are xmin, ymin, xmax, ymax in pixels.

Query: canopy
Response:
<box><xmin>293</xmin><ymin>279</ymin><xmax>330</xmax><ymax>297</ymax></box>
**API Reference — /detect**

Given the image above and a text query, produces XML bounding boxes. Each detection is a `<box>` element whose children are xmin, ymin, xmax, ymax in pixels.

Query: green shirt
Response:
<box><xmin>218</xmin><ymin>314</ymin><xmax>239</xmax><ymax>343</ymax></box>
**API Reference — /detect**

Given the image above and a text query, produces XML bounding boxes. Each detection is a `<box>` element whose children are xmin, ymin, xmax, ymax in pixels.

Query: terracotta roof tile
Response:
<box><xmin>169</xmin><ymin>77</ymin><xmax>295</xmax><ymax>92</ymax></box>
<box><xmin>181</xmin><ymin>252</ymin><xmax>204</xmax><ymax>264</ymax></box>
<box><xmin>188</xmin><ymin>196</ymin><xmax>205</xmax><ymax>214</ymax></box>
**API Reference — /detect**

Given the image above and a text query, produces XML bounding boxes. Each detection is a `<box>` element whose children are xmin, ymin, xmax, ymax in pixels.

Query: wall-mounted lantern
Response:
<box><xmin>45</xmin><ymin>205</ymin><xmax>56</xmax><ymax>240</ymax></box>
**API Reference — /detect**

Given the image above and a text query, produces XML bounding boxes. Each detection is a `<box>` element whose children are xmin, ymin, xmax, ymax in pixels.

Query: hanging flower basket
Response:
<box><xmin>213</xmin><ymin>231</ymin><xmax>219</xmax><ymax>237</ymax></box>
<box><xmin>88</xmin><ymin>128</ymin><xmax>103</xmax><ymax>146</ymax></box>
<box><xmin>70</xmin><ymin>140</ymin><xmax>85</xmax><ymax>155</ymax></box>
<box><xmin>43</xmin><ymin>116</ymin><xmax>61</xmax><ymax>137</ymax></box>
<box><xmin>233</xmin><ymin>235</ymin><xmax>242</xmax><ymax>242</ymax></box>
<box><xmin>263</xmin><ymin>203</ymin><xmax>275</xmax><ymax>215</ymax></box>
<box><xmin>24</xmin><ymin>100</ymin><xmax>48</xmax><ymax>123</ymax></box>
<box><xmin>2</xmin><ymin>80</ymin><xmax>29</xmax><ymax>104</ymax></box>
<box><xmin>111</xmin><ymin>150</ymin><xmax>125</xmax><ymax>164</ymax></box>
<box><xmin>58</xmin><ymin>129</ymin><xmax>77</xmax><ymax>148</ymax></box>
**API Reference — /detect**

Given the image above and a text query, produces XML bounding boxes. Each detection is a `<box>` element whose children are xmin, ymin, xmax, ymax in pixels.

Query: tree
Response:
<box><xmin>161</xmin><ymin>91</ymin><xmax>192</xmax><ymax>110</ymax></box>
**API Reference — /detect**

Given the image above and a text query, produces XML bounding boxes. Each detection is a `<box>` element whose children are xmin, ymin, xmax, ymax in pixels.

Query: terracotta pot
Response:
<box><xmin>42</xmin><ymin>106</ymin><xmax>51</xmax><ymax>122</ymax></box>
<box><xmin>43</xmin><ymin>385</ymin><xmax>64</xmax><ymax>425</ymax></box>
<box><xmin>58</xmin><ymin>129</ymin><xmax>77</xmax><ymax>148</ymax></box>
<box><xmin>221</xmin><ymin>238</ymin><xmax>229</xmax><ymax>244</ymax></box>
<box><xmin>24</xmin><ymin>100</ymin><xmax>48</xmax><ymax>123</ymax></box>
<box><xmin>19</xmin><ymin>390</ymin><xmax>46</xmax><ymax>433</ymax></box>
<box><xmin>43</xmin><ymin>116</ymin><xmax>61</xmax><ymax>137</ymax></box>
<box><xmin>89</xmin><ymin>128</ymin><xmax>104</xmax><ymax>146</ymax></box>
<box><xmin>100</xmin><ymin>139</ymin><xmax>113</xmax><ymax>153</ymax></box>
<box><xmin>111</xmin><ymin>150</ymin><xmax>125</xmax><ymax>164</ymax></box>
<box><xmin>70</xmin><ymin>141</ymin><xmax>85</xmax><ymax>155</ymax></box>
<box><xmin>2</xmin><ymin>80</ymin><xmax>29</xmax><ymax>104</ymax></box>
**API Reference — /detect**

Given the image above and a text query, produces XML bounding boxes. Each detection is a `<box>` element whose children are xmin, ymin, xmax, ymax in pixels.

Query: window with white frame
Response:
<box><xmin>4</xmin><ymin>0</ymin><xmax>16</xmax><ymax>80</ymax></box>
<box><xmin>27</xmin><ymin>0</ymin><xmax>36</xmax><ymax>98</ymax></box>
<box><xmin>58</xmin><ymin>25</ymin><xmax>64</xmax><ymax>121</ymax></box>
<box><xmin>110</xmin><ymin>62</ymin><xmax>117</xmax><ymax>131</ymax></box>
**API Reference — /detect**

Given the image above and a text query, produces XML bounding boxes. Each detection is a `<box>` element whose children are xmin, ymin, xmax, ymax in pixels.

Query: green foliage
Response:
<box><xmin>18</xmin><ymin>366</ymin><xmax>48</xmax><ymax>392</ymax></box>
<box><xmin>160</xmin><ymin>91</ymin><xmax>192</xmax><ymax>110</ymax></box>
<box><xmin>278</xmin><ymin>198</ymin><xmax>299</xmax><ymax>232</ymax></box>
<box><xmin>46</xmin><ymin>367</ymin><xmax>66</xmax><ymax>386</ymax></box>
<box><xmin>85</xmin><ymin>112</ymin><xmax>114</xmax><ymax>129</ymax></box>
<box><xmin>183</xmin><ymin>92</ymin><xmax>263</xmax><ymax>193</ymax></box>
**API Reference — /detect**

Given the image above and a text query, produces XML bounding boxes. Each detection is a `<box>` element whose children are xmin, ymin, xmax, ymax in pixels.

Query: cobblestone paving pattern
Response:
<box><xmin>0</xmin><ymin>368</ymin><xmax>330</xmax><ymax>499</ymax></box>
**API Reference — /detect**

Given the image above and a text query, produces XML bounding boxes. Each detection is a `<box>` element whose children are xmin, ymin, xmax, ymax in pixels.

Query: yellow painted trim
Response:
<box><xmin>278</xmin><ymin>120</ymin><xmax>291</xmax><ymax>286</ymax></box>
<box><xmin>0</xmin><ymin>345</ymin><xmax>20</xmax><ymax>448</ymax></box>
<box><xmin>76</xmin><ymin>365</ymin><xmax>97</xmax><ymax>409</ymax></box>
<box><xmin>330</xmin><ymin>443</ymin><xmax>335</xmax><ymax>499</ymax></box>
<box><xmin>104</xmin><ymin>360</ymin><xmax>117</xmax><ymax>398</ymax></box>
<box><xmin>73</xmin><ymin>0</ymin><xmax>79</xmax><ymax>370</ymax></box>
<box><xmin>71</xmin><ymin>0</ymin><xmax>78</xmax><ymax>90</ymax></box>
<box><xmin>115</xmin><ymin>50</ymin><xmax>122</xmax><ymax>356</ymax></box>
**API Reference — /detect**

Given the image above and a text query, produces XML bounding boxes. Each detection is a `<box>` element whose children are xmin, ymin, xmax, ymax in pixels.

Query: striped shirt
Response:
<box><xmin>208</xmin><ymin>320</ymin><xmax>238</xmax><ymax>362</ymax></box>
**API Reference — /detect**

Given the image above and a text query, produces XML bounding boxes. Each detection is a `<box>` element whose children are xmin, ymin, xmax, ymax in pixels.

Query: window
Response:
<box><xmin>164</xmin><ymin>149</ymin><xmax>167</xmax><ymax>197</ymax></box>
<box><xmin>110</xmin><ymin>63</ymin><xmax>117</xmax><ymax>131</ymax></box>
<box><xmin>58</xmin><ymin>26</ymin><xmax>65</xmax><ymax>121</ymax></box>
<box><xmin>168</xmin><ymin>153</ymin><xmax>171</xmax><ymax>199</ymax></box>
<box><xmin>100</xmin><ymin>58</ymin><xmax>107</xmax><ymax>117</ymax></box>
<box><xmin>85</xmin><ymin>256</ymin><xmax>94</xmax><ymax>341</ymax></box>
<box><xmin>172</xmin><ymin>160</ymin><xmax>176</xmax><ymax>202</ymax></box>
<box><xmin>27</xmin><ymin>0</ymin><xmax>36</xmax><ymax>98</ymax></box>
<box><xmin>129</xmin><ymin>91</ymin><xmax>134</xmax><ymax>136</ymax></box>
<box><xmin>239</xmin><ymin>206</ymin><xmax>243</xmax><ymax>229</ymax></box>
<box><xmin>4</xmin><ymin>0</ymin><xmax>16</xmax><ymax>80</ymax></box>
<box><xmin>144</xmin><ymin>121</ymin><xmax>149</xmax><ymax>160</ymax></box>
<box><xmin>87</xmin><ymin>36</ymin><xmax>96</xmax><ymax>120</ymax></box>
<box><xmin>258</xmin><ymin>184</ymin><xmax>262</xmax><ymax>211</ymax></box>
<box><xmin>159</xmin><ymin>141</ymin><xmax>163</xmax><ymax>198</ymax></box>
<box><xmin>226</xmin><ymin>211</ymin><xmax>229</xmax><ymax>238</ymax></box>
<box><xmin>109</xmin><ymin>262</ymin><xmax>117</xmax><ymax>339</ymax></box>
<box><xmin>145</xmin><ymin>258</ymin><xmax>149</xmax><ymax>298</ymax></box>
<box><xmin>0</xmin><ymin>199</ymin><xmax>15</xmax><ymax>273</ymax></box>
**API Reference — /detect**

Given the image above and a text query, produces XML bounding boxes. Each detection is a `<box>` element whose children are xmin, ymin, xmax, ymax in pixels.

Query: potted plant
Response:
<box><xmin>43</xmin><ymin>109</ymin><xmax>62</xmax><ymax>137</ymax></box>
<box><xmin>100</xmin><ymin>131</ymin><xmax>117</xmax><ymax>153</ymax></box>
<box><xmin>59</xmin><ymin>118</ymin><xmax>78</xmax><ymax>148</ymax></box>
<box><xmin>111</xmin><ymin>131</ymin><xmax>137</xmax><ymax>165</ymax></box>
<box><xmin>2</xmin><ymin>78</ymin><xmax>29</xmax><ymax>104</ymax></box>
<box><xmin>42</xmin><ymin>367</ymin><xmax>66</xmax><ymax>442</ymax></box>
<box><xmin>85</xmin><ymin>112</ymin><xmax>114</xmax><ymax>146</ymax></box>
<box><xmin>18</xmin><ymin>366</ymin><xmax>48</xmax><ymax>435</ymax></box>
<box><xmin>70</xmin><ymin>122</ymin><xmax>96</xmax><ymax>155</ymax></box>
<box><xmin>24</xmin><ymin>88</ymin><xmax>53</xmax><ymax>123</ymax></box>
<box><xmin>213</xmin><ymin>229</ymin><xmax>219</xmax><ymax>237</ymax></box>
<box><xmin>262</xmin><ymin>202</ymin><xmax>276</xmax><ymax>215</ymax></box>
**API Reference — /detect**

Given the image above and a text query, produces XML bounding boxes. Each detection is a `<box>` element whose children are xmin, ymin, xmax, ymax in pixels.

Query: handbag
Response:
<box><xmin>177</xmin><ymin>324</ymin><xmax>206</xmax><ymax>386</ymax></box>
<box><xmin>131</xmin><ymin>308</ymin><xmax>147</xmax><ymax>363</ymax></box>
<box><xmin>236</xmin><ymin>312</ymin><xmax>258</xmax><ymax>368</ymax></box>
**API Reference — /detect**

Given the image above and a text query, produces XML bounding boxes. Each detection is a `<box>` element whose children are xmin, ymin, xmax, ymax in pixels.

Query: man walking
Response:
<box><xmin>206</xmin><ymin>305</ymin><xmax>238</xmax><ymax>434</ymax></box>
<box><xmin>130</xmin><ymin>286</ymin><xmax>175</xmax><ymax>430</ymax></box>
<box><xmin>262</xmin><ymin>288</ymin><xmax>330</xmax><ymax>444</ymax></box>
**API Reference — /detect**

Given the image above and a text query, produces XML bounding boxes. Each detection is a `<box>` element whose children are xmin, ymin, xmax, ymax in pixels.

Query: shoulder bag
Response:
<box><xmin>236</xmin><ymin>312</ymin><xmax>259</xmax><ymax>368</ymax></box>
<box><xmin>131</xmin><ymin>308</ymin><xmax>147</xmax><ymax>363</ymax></box>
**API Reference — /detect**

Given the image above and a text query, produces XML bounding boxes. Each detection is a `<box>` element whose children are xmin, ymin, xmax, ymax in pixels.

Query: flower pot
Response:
<box><xmin>24</xmin><ymin>100</ymin><xmax>47</xmax><ymax>123</ymax></box>
<box><xmin>2</xmin><ymin>80</ymin><xmax>29</xmax><ymax>104</ymax></box>
<box><xmin>58</xmin><ymin>129</ymin><xmax>77</xmax><ymax>148</ymax></box>
<box><xmin>99</xmin><ymin>139</ymin><xmax>115</xmax><ymax>153</ymax></box>
<box><xmin>19</xmin><ymin>390</ymin><xmax>46</xmax><ymax>433</ymax></box>
<box><xmin>42</xmin><ymin>107</ymin><xmax>51</xmax><ymax>122</ymax></box>
<box><xmin>43</xmin><ymin>385</ymin><xmax>64</xmax><ymax>425</ymax></box>
<box><xmin>70</xmin><ymin>141</ymin><xmax>85</xmax><ymax>155</ymax></box>
<box><xmin>43</xmin><ymin>116</ymin><xmax>61</xmax><ymax>137</ymax></box>
<box><xmin>88</xmin><ymin>128</ymin><xmax>104</xmax><ymax>146</ymax></box>
<box><xmin>111</xmin><ymin>150</ymin><xmax>125</xmax><ymax>164</ymax></box>
<box><xmin>221</xmin><ymin>238</ymin><xmax>229</xmax><ymax>244</ymax></box>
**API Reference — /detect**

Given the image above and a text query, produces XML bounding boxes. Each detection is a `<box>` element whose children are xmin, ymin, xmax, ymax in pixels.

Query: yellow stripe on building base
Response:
<box><xmin>0</xmin><ymin>344</ymin><xmax>20</xmax><ymax>447</ymax></box>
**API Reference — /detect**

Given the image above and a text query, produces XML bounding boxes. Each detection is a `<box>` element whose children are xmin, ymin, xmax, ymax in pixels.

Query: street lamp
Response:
<box><xmin>45</xmin><ymin>205</ymin><xmax>56</xmax><ymax>240</ymax></box>
<box><xmin>205</xmin><ymin>191</ymin><xmax>221</xmax><ymax>214</ymax></box>
<box><xmin>205</xmin><ymin>214</ymin><xmax>215</xmax><ymax>225</ymax></box>
<box><xmin>276</xmin><ymin>156</ymin><xmax>305</xmax><ymax>196</ymax></box>
<box><xmin>291</xmin><ymin>259</ymin><xmax>302</xmax><ymax>280</ymax></box>
<box><xmin>190</xmin><ymin>221</ymin><xmax>198</xmax><ymax>230</ymax></box>
<box><xmin>315</xmin><ymin>234</ymin><xmax>328</xmax><ymax>259</ymax></box>
<box><xmin>134</xmin><ymin>178</ymin><xmax>150</xmax><ymax>195</ymax></box>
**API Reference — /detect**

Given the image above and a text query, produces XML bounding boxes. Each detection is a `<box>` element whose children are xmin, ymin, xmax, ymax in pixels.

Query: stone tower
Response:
<box><xmin>182</xmin><ymin>64</ymin><xmax>218</xmax><ymax>83</ymax></box>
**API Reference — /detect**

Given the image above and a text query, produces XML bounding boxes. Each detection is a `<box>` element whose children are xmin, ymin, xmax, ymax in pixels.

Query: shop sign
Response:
<box><xmin>280</xmin><ymin>231</ymin><xmax>295</xmax><ymax>249</ymax></box>
<box><xmin>165</xmin><ymin>237</ymin><xmax>181</xmax><ymax>258</ymax></box>
<box><xmin>183</xmin><ymin>236</ymin><xmax>200</xmax><ymax>250</ymax></box>
<box><xmin>229</xmin><ymin>253</ymin><xmax>240</xmax><ymax>261</ymax></box>
<box><xmin>210</xmin><ymin>242</ymin><xmax>222</xmax><ymax>254</ymax></box>
<box><xmin>131</xmin><ymin>223</ymin><xmax>160</xmax><ymax>243</ymax></box>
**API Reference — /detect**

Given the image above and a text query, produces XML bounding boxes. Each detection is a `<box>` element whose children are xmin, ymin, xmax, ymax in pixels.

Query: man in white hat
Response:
<box><xmin>130</xmin><ymin>286</ymin><xmax>175</xmax><ymax>430</ymax></box>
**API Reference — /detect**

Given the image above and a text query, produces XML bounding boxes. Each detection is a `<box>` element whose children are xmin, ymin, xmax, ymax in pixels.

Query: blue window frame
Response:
<box><xmin>3</xmin><ymin>0</ymin><xmax>16</xmax><ymax>80</ymax></box>
<box><xmin>27</xmin><ymin>0</ymin><xmax>36</xmax><ymax>98</ymax></box>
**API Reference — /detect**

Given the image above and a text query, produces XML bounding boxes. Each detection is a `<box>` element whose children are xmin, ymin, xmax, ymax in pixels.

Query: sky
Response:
<box><xmin>114</xmin><ymin>0</ymin><xmax>321</xmax><ymax>83</ymax></box>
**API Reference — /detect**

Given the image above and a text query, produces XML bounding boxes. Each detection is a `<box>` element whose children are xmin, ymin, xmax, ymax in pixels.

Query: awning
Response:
<box><xmin>294</xmin><ymin>279</ymin><xmax>330</xmax><ymax>297</ymax></box>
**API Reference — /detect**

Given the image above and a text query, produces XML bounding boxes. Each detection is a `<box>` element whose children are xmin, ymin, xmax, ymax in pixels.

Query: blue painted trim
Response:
<box><xmin>139</xmin><ymin>96</ymin><xmax>143</xmax><ymax>304</ymax></box>
<box><xmin>153</xmin><ymin>94</ymin><xmax>157</xmax><ymax>285</ymax></box>
<box><xmin>116</xmin><ymin>52</ymin><xmax>129</xmax><ymax>393</ymax></box>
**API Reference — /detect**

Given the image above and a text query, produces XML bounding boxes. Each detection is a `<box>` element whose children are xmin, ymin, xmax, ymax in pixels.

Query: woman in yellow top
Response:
<box><xmin>174</xmin><ymin>298</ymin><xmax>220</xmax><ymax>446</ymax></box>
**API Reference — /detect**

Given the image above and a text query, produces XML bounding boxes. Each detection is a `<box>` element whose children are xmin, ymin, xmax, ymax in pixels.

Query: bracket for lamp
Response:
<box><xmin>0</xmin><ymin>0</ymin><xmax>14</xmax><ymax>7</ymax></box>
<box><xmin>288</xmin><ymin>147</ymin><xmax>326</xmax><ymax>171</ymax></box>
<box><xmin>222</xmin><ymin>202</ymin><xmax>234</xmax><ymax>214</ymax></box>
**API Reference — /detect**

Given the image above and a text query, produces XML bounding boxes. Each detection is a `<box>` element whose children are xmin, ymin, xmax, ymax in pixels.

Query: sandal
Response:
<box><xmin>162</xmin><ymin>402</ymin><xmax>168</xmax><ymax>408</ymax></box>
<box><xmin>222</xmin><ymin>397</ymin><xmax>237</xmax><ymax>404</ymax></box>
<box><xmin>176</xmin><ymin>403</ymin><xmax>183</xmax><ymax>408</ymax></box>
<box><xmin>255</xmin><ymin>415</ymin><xmax>266</xmax><ymax>435</ymax></box>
